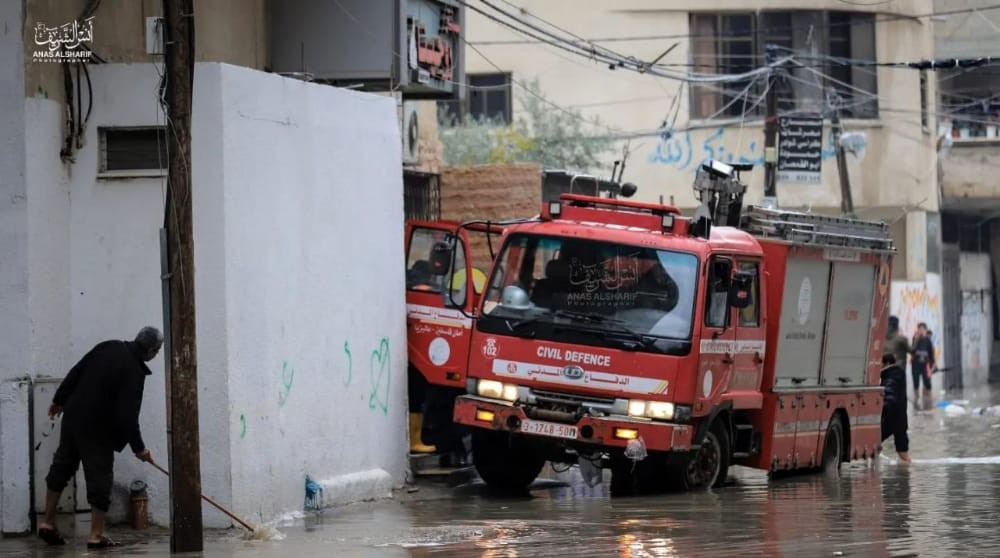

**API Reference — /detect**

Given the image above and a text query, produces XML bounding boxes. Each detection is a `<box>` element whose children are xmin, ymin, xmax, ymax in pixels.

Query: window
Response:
<box><xmin>705</xmin><ymin>258</ymin><xmax>733</xmax><ymax>328</ymax></box>
<box><xmin>737</xmin><ymin>262</ymin><xmax>760</xmax><ymax>327</ymax></box>
<box><xmin>99</xmin><ymin>127</ymin><xmax>168</xmax><ymax>173</ymax></box>
<box><xmin>690</xmin><ymin>11</ymin><xmax>878</xmax><ymax>119</ymax></box>
<box><xmin>405</xmin><ymin>228</ymin><xmax>468</xmax><ymax>306</ymax></box>
<box><xmin>481</xmin><ymin>234</ymin><xmax>700</xmax><ymax>342</ymax></box>
<box><xmin>438</xmin><ymin>72</ymin><xmax>512</xmax><ymax>124</ymax></box>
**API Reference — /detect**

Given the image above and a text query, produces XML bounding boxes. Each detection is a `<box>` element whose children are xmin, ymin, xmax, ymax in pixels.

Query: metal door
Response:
<box><xmin>32</xmin><ymin>379</ymin><xmax>88</xmax><ymax>514</ymax></box>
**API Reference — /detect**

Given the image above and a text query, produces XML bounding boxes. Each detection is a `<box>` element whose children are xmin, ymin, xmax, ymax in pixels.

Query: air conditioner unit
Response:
<box><xmin>402</xmin><ymin>102</ymin><xmax>420</xmax><ymax>164</ymax></box>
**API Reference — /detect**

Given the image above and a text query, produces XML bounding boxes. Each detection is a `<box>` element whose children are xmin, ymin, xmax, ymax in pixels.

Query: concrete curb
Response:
<box><xmin>313</xmin><ymin>469</ymin><xmax>393</xmax><ymax>509</ymax></box>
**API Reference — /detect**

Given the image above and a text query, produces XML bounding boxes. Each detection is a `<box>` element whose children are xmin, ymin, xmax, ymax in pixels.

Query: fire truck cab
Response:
<box><xmin>448</xmin><ymin>160</ymin><xmax>895</xmax><ymax>493</ymax></box>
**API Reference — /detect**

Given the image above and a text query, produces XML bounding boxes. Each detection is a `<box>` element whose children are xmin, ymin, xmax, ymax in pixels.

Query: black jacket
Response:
<box><xmin>880</xmin><ymin>363</ymin><xmax>907</xmax><ymax>410</ymax></box>
<box><xmin>53</xmin><ymin>340</ymin><xmax>151</xmax><ymax>453</ymax></box>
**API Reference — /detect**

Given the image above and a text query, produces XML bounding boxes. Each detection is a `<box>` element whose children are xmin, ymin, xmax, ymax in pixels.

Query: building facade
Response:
<box><xmin>934</xmin><ymin>0</ymin><xmax>1000</xmax><ymax>384</ymax></box>
<box><xmin>456</xmin><ymin>0</ymin><xmax>1000</xmax><ymax>388</ymax></box>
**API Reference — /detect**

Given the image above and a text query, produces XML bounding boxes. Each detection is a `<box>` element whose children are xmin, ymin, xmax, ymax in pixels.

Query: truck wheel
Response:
<box><xmin>685</xmin><ymin>421</ymin><xmax>730</xmax><ymax>489</ymax></box>
<box><xmin>821</xmin><ymin>417</ymin><xmax>844</xmax><ymax>475</ymax></box>
<box><xmin>471</xmin><ymin>430</ymin><xmax>545</xmax><ymax>494</ymax></box>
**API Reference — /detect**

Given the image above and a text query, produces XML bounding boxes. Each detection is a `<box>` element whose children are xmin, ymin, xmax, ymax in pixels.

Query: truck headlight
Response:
<box><xmin>477</xmin><ymin>379</ymin><xmax>518</xmax><ymax>402</ymax></box>
<box><xmin>627</xmin><ymin>400</ymin><xmax>647</xmax><ymax>417</ymax></box>
<box><xmin>627</xmin><ymin>399</ymin><xmax>675</xmax><ymax>421</ymax></box>
<box><xmin>646</xmin><ymin>401</ymin><xmax>675</xmax><ymax>420</ymax></box>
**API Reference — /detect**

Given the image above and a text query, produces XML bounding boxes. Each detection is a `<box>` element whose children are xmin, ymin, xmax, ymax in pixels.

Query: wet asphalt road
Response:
<box><xmin>3</xmin><ymin>384</ymin><xmax>999</xmax><ymax>557</ymax></box>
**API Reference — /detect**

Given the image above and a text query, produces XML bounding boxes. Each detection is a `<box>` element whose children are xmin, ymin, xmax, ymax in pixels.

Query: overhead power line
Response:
<box><xmin>458</xmin><ymin>0</ymin><xmax>794</xmax><ymax>83</ymax></box>
<box><xmin>468</xmin><ymin>2</ymin><xmax>1000</xmax><ymax>45</ymax></box>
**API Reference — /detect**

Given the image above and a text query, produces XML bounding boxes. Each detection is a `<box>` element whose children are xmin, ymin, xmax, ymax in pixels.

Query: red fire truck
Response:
<box><xmin>406</xmin><ymin>161</ymin><xmax>894</xmax><ymax>493</ymax></box>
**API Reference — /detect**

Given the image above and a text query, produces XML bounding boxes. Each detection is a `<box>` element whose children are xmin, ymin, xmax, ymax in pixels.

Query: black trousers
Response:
<box><xmin>880</xmin><ymin>405</ymin><xmax>909</xmax><ymax>453</ymax></box>
<box><xmin>45</xmin><ymin>420</ymin><xmax>115</xmax><ymax>512</ymax></box>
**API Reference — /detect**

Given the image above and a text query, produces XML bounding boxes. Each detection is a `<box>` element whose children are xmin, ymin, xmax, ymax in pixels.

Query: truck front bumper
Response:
<box><xmin>453</xmin><ymin>395</ymin><xmax>693</xmax><ymax>452</ymax></box>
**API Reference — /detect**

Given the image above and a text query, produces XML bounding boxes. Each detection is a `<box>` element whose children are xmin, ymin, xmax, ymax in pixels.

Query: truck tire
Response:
<box><xmin>669</xmin><ymin>420</ymin><xmax>732</xmax><ymax>490</ymax></box>
<box><xmin>821</xmin><ymin>417</ymin><xmax>844</xmax><ymax>475</ymax></box>
<box><xmin>471</xmin><ymin>430</ymin><xmax>545</xmax><ymax>494</ymax></box>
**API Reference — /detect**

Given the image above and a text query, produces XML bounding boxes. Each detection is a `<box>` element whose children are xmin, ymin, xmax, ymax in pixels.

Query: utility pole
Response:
<box><xmin>762</xmin><ymin>45</ymin><xmax>779</xmax><ymax>208</ymax></box>
<box><xmin>162</xmin><ymin>0</ymin><xmax>203</xmax><ymax>552</ymax></box>
<box><xmin>831</xmin><ymin>109</ymin><xmax>855</xmax><ymax>216</ymax></box>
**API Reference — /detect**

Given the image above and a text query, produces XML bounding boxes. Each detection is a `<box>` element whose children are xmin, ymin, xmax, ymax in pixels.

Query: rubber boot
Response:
<box><xmin>409</xmin><ymin>413</ymin><xmax>436</xmax><ymax>454</ymax></box>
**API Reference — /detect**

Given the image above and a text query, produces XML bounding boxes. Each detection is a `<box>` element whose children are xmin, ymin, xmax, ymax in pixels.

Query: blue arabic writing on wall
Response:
<box><xmin>648</xmin><ymin>126</ymin><xmax>837</xmax><ymax>171</ymax></box>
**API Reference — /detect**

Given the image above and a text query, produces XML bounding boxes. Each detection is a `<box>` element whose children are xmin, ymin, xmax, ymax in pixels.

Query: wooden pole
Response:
<box><xmin>162</xmin><ymin>0</ymin><xmax>203</xmax><ymax>552</ymax></box>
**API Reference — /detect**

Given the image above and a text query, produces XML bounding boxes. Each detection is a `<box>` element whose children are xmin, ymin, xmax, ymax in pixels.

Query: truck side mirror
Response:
<box><xmin>728</xmin><ymin>272</ymin><xmax>754</xmax><ymax>309</ymax></box>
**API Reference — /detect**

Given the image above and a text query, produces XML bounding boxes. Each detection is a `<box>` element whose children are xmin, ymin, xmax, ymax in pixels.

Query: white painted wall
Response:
<box><xmin>2</xmin><ymin>60</ymin><xmax>408</xmax><ymax>530</ymax></box>
<box><xmin>197</xmin><ymin>63</ymin><xmax>408</xmax><ymax>520</ymax></box>
<box><xmin>0</xmin><ymin>0</ymin><xmax>31</xmax><ymax>534</ymax></box>
<box><xmin>59</xmin><ymin>64</ymin><xmax>178</xmax><ymax>527</ymax></box>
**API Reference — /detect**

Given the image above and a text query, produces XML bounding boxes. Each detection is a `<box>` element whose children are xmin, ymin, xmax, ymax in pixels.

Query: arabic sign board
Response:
<box><xmin>777</xmin><ymin>115</ymin><xmax>823</xmax><ymax>185</ymax></box>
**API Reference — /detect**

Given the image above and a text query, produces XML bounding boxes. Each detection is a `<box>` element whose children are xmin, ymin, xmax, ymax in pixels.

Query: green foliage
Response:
<box><xmin>439</xmin><ymin>79</ymin><xmax>615</xmax><ymax>172</ymax></box>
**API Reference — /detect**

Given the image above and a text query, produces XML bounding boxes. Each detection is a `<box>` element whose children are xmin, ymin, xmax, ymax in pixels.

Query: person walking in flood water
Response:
<box><xmin>38</xmin><ymin>327</ymin><xmax>162</xmax><ymax>549</ymax></box>
<box><xmin>880</xmin><ymin>353</ymin><xmax>911</xmax><ymax>463</ymax></box>
<box><xmin>910</xmin><ymin>322</ymin><xmax>935</xmax><ymax>403</ymax></box>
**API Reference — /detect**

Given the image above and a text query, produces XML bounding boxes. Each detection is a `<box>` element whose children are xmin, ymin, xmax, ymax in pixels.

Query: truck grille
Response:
<box><xmin>531</xmin><ymin>389</ymin><xmax>616</xmax><ymax>408</ymax></box>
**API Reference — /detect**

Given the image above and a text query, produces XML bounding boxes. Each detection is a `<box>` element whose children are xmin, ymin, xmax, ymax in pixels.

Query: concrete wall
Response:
<box><xmin>1</xmin><ymin>61</ymin><xmax>408</xmax><ymax>529</ymax></box>
<box><xmin>941</xmin><ymin>141</ymin><xmax>1000</xmax><ymax>202</ymax></box>
<box><xmin>959</xmin><ymin>253</ymin><xmax>993</xmax><ymax>384</ymax></box>
<box><xmin>991</xmin><ymin>221</ymin><xmax>1000</xmax><ymax>382</ymax></box>
<box><xmin>934</xmin><ymin>0</ymin><xmax>1000</xmax><ymax>58</ymax></box>
<box><xmin>24</xmin><ymin>0</ymin><xmax>269</xmax><ymax>100</ymax></box>
<box><xmin>201</xmin><ymin>62</ymin><xmax>408</xmax><ymax>519</ymax></box>
<box><xmin>462</xmin><ymin>0</ymin><xmax>938</xmax><ymax>213</ymax></box>
<box><xmin>0</xmin><ymin>0</ymin><xmax>31</xmax><ymax>535</ymax></box>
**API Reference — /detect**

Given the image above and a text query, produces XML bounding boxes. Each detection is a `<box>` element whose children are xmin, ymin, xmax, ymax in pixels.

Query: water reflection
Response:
<box><xmin>7</xmin><ymin>391</ymin><xmax>1000</xmax><ymax>557</ymax></box>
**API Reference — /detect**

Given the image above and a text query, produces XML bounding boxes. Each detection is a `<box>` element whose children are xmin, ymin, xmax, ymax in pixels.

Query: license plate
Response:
<box><xmin>520</xmin><ymin>419</ymin><xmax>578</xmax><ymax>440</ymax></box>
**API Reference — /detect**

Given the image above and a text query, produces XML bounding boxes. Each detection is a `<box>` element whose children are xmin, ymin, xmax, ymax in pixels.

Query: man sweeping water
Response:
<box><xmin>38</xmin><ymin>327</ymin><xmax>163</xmax><ymax>549</ymax></box>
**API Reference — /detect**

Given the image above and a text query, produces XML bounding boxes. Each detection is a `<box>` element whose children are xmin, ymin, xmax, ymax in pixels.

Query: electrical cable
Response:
<box><xmin>460</xmin><ymin>0</ymin><xmax>794</xmax><ymax>83</ymax></box>
<box><xmin>469</xmin><ymin>3</ymin><xmax>1000</xmax><ymax>45</ymax></box>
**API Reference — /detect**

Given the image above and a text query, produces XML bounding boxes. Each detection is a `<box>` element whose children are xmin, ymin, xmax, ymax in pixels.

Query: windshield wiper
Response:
<box><xmin>548</xmin><ymin>311</ymin><xmax>658</xmax><ymax>351</ymax></box>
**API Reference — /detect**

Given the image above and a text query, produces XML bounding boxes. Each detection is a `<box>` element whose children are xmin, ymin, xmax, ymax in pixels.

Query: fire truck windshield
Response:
<box><xmin>479</xmin><ymin>234</ymin><xmax>699</xmax><ymax>353</ymax></box>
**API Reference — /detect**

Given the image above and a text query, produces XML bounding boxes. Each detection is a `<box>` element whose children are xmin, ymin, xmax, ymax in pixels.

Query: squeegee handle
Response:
<box><xmin>149</xmin><ymin>460</ymin><xmax>255</xmax><ymax>532</ymax></box>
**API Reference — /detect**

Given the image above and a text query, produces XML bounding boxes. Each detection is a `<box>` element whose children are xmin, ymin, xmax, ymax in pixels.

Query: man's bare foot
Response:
<box><xmin>897</xmin><ymin>451</ymin><xmax>912</xmax><ymax>464</ymax></box>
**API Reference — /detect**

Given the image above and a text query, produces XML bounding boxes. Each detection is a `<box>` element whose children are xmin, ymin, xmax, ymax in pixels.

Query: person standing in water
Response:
<box><xmin>880</xmin><ymin>353</ymin><xmax>912</xmax><ymax>464</ymax></box>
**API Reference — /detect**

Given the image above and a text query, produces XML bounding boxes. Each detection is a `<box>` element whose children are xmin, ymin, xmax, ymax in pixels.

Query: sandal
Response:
<box><xmin>87</xmin><ymin>536</ymin><xmax>122</xmax><ymax>549</ymax></box>
<box><xmin>38</xmin><ymin>526</ymin><xmax>66</xmax><ymax>546</ymax></box>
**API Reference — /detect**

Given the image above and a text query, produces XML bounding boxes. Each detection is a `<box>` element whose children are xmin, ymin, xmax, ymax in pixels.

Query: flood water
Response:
<box><xmin>5</xmin><ymin>385</ymin><xmax>999</xmax><ymax>557</ymax></box>
<box><xmin>220</xmin><ymin>384</ymin><xmax>1000</xmax><ymax>558</ymax></box>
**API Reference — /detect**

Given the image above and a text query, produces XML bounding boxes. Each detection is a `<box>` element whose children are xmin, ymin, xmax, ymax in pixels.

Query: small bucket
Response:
<box><xmin>129</xmin><ymin>480</ymin><xmax>149</xmax><ymax>530</ymax></box>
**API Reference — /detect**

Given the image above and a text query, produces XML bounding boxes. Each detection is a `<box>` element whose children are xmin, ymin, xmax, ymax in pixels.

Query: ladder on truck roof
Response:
<box><xmin>741</xmin><ymin>206</ymin><xmax>895</xmax><ymax>252</ymax></box>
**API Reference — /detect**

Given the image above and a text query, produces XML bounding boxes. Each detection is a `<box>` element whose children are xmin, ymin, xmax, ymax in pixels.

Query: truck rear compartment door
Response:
<box><xmin>774</xmin><ymin>259</ymin><xmax>831</xmax><ymax>389</ymax></box>
<box><xmin>821</xmin><ymin>261</ymin><xmax>876</xmax><ymax>387</ymax></box>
